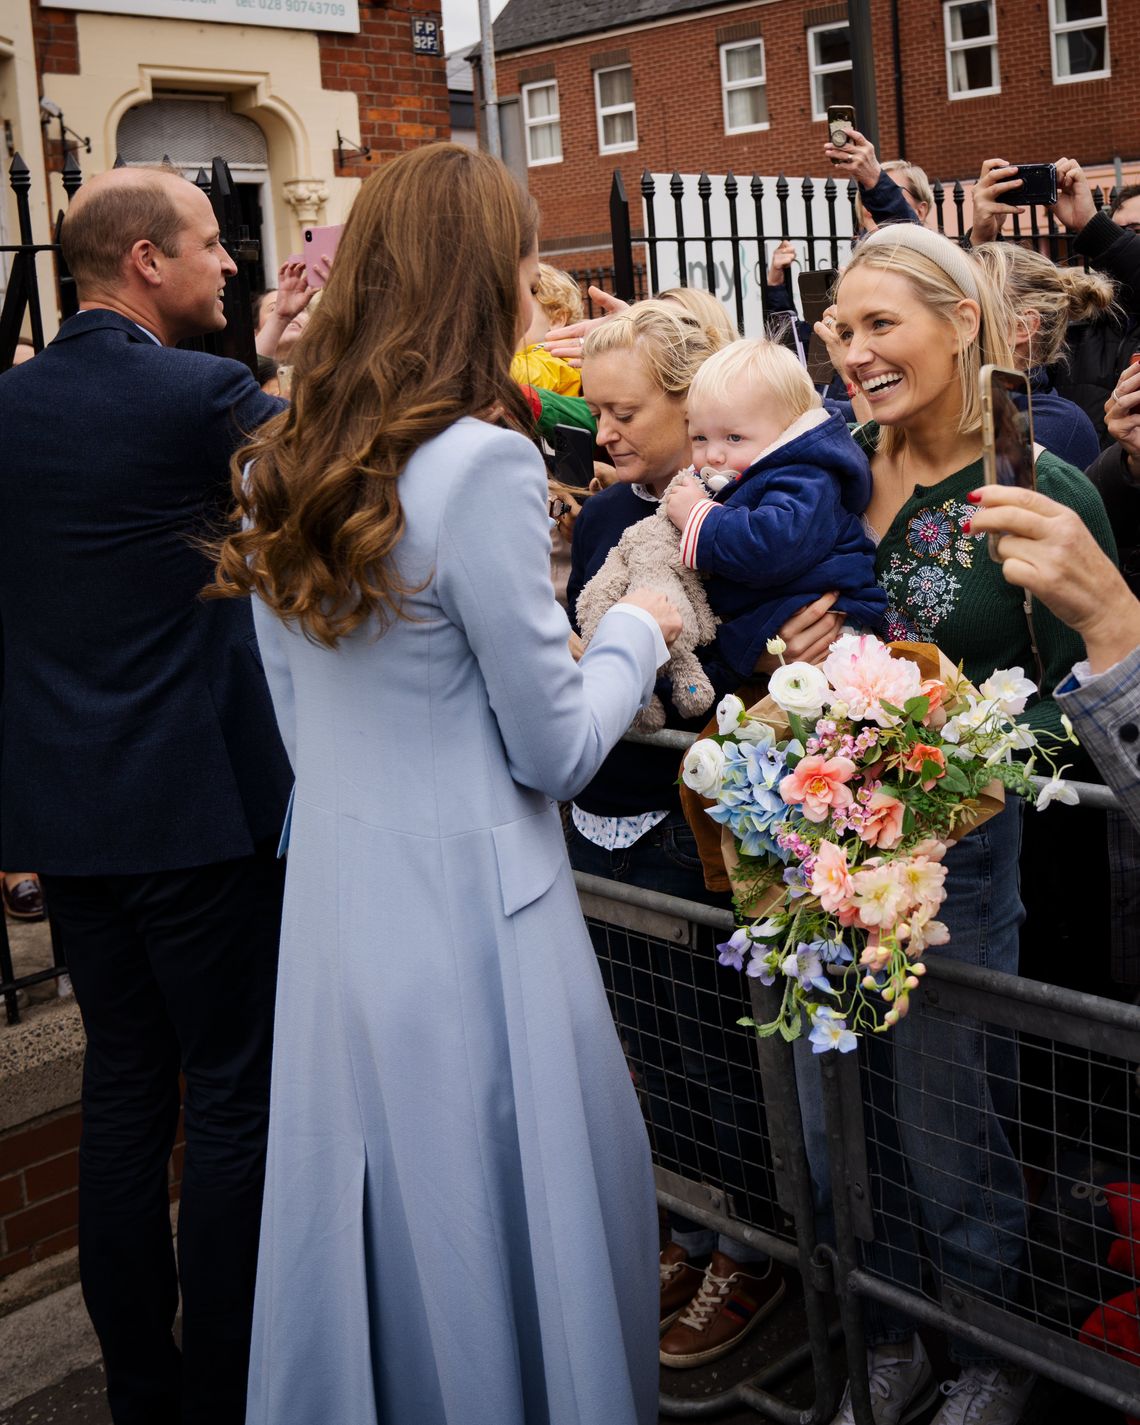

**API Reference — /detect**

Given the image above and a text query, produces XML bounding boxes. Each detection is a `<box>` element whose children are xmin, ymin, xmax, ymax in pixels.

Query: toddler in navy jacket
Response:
<box><xmin>665</xmin><ymin>338</ymin><xmax>887</xmax><ymax>679</ymax></box>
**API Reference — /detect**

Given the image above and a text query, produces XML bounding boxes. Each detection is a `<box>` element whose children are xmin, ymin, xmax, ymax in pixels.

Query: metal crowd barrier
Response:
<box><xmin>573</xmin><ymin>727</ymin><xmax>1139</xmax><ymax>1424</ymax></box>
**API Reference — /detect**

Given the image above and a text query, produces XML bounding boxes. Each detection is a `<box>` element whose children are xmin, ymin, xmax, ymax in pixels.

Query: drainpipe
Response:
<box><xmin>478</xmin><ymin>0</ymin><xmax>502</xmax><ymax>158</ymax></box>
<box><xmin>847</xmin><ymin>0</ymin><xmax>880</xmax><ymax>153</ymax></box>
<box><xmin>891</xmin><ymin>0</ymin><xmax>906</xmax><ymax>159</ymax></box>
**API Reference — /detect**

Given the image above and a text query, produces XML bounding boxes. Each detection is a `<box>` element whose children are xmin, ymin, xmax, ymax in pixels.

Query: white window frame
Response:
<box><xmin>943</xmin><ymin>0</ymin><xmax>1000</xmax><ymax>100</ymax></box>
<box><xmin>1049</xmin><ymin>0</ymin><xmax>1110</xmax><ymax>85</ymax></box>
<box><xmin>521</xmin><ymin>79</ymin><xmax>562</xmax><ymax>168</ymax></box>
<box><xmin>594</xmin><ymin>65</ymin><xmax>637</xmax><ymax>155</ymax></box>
<box><xmin>720</xmin><ymin>39</ymin><xmax>769</xmax><ymax>135</ymax></box>
<box><xmin>807</xmin><ymin>22</ymin><xmax>852</xmax><ymax>122</ymax></box>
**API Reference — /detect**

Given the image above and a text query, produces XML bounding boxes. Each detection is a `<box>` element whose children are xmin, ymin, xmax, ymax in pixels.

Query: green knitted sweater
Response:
<box><xmin>857</xmin><ymin>424</ymin><xmax>1117</xmax><ymax>747</ymax></box>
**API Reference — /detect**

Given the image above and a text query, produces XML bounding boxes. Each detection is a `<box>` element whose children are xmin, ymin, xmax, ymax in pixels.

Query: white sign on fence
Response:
<box><xmin>52</xmin><ymin>0</ymin><xmax>361</xmax><ymax>35</ymax></box>
<box><xmin>644</xmin><ymin>173</ymin><xmax>856</xmax><ymax>338</ymax></box>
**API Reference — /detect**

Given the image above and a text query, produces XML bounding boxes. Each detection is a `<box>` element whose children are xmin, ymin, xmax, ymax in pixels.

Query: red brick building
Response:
<box><xmin>482</xmin><ymin>0</ymin><xmax>1137</xmax><ymax>268</ymax></box>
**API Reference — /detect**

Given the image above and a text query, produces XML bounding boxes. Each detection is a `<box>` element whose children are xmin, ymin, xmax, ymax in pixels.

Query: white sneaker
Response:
<box><xmin>830</xmin><ymin>1334</ymin><xmax>939</xmax><ymax>1425</ymax></box>
<box><xmin>930</xmin><ymin>1364</ymin><xmax>1035</xmax><ymax>1425</ymax></box>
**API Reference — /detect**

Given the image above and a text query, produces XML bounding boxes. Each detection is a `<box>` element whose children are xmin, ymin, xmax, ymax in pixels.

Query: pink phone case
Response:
<box><xmin>302</xmin><ymin>224</ymin><xmax>343</xmax><ymax>289</ymax></box>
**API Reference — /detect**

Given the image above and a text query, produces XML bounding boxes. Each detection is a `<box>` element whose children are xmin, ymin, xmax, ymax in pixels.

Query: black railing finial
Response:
<box><xmin>609</xmin><ymin>169</ymin><xmax>634</xmax><ymax>303</ymax></box>
<box><xmin>62</xmin><ymin>150</ymin><xmax>83</xmax><ymax>201</ymax></box>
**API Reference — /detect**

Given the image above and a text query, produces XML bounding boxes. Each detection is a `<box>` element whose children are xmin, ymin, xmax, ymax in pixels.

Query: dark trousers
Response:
<box><xmin>41</xmin><ymin>842</ymin><xmax>285</xmax><ymax>1425</ymax></box>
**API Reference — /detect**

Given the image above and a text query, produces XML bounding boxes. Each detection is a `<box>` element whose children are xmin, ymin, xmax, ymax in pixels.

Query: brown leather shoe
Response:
<box><xmin>2</xmin><ymin>876</ymin><xmax>44</xmax><ymax>922</ymax></box>
<box><xmin>659</xmin><ymin>1243</ymin><xmax>706</xmax><ymax>1331</ymax></box>
<box><xmin>659</xmin><ymin>1251</ymin><xmax>786</xmax><ymax>1368</ymax></box>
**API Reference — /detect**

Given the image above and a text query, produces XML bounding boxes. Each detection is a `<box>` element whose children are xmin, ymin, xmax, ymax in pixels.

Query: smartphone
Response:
<box><xmin>827</xmin><ymin>105</ymin><xmax>857</xmax><ymax>154</ymax></box>
<box><xmin>1013</xmin><ymin>164</ymin><xmax>1058</xmax><ymax>207</ymax></box>
<box><xmin>798</xmin><ymin>268</ymin><xmax>839</xmax><ymax>330</ymax></box>
<box><xmin>302</xmin><ymin>223</ymin><xmax>343</xmax><ymax>289</ymax></box>
<box><xmin>551</xmin><ymin>424</ymin><xmax>595</xmax><ymax>489</ymax></box>
<box><xmin>981</xmin><ymin>365</ymin><xmax>1035</xmax><ymax>559</ymax></box>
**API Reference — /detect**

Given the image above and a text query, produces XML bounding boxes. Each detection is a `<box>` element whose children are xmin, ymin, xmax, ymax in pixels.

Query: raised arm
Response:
<box><xmin>436</xmin><ymin>427</ymin><xmax>672</xmax><ymax>802</ymax></box>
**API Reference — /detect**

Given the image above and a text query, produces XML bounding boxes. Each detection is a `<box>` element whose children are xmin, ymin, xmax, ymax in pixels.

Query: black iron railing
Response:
<box><xmin>604</xmin><ymin>168</ymin><xmax>1119</xmax><ymax>329</ymax></box>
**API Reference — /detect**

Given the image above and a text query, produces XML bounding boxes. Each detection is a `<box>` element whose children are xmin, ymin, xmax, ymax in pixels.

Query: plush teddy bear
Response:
<box><xmin>575</xmin><ymin>469</ymin><xmax>723</xmax><ymax>733</ymax></box>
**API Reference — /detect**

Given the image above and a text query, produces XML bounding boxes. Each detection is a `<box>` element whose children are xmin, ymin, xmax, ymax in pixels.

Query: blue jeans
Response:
<box><xmin>570</xmin><ymin>813</ymin><xmax>772</xmax><ymax>1260</ymax></box>
<box><xmin>795</xmin><ymin>799</ymin><xmax>1028</xmax><ymax>1364</ymax></box>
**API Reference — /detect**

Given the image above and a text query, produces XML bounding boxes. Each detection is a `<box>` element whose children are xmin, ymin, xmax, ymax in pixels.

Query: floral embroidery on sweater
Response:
<box><xmin>882</xmin><ymin>497</ymin><xmax>980</xmax><ymax>641</ymax></box>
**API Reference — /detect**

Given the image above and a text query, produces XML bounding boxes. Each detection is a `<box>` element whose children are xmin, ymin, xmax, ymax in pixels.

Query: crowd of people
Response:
<box><xmin>2</xmin><ymin>131</ymin><xmax>1140</xmax><ymax>1425</ymax></box>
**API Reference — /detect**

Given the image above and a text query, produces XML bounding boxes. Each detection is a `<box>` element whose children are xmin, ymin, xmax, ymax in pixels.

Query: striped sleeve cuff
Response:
<box><xmin>679</xmin><ymin>498</ymin><xmax>717</xmax><ymax>569</ymax></box>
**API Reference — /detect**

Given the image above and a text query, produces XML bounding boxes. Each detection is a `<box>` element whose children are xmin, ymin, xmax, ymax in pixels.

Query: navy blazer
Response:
<box><xmin>0</xmin><ymin>309</ymin><xmax>292</xmax><ymax>874</ymax></box>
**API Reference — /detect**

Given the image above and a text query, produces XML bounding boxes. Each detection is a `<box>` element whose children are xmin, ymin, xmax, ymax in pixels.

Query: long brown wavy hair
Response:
<box><xmin>209</xmin><ymin>143</ymin><xmax>538</xmax><ymax>646</ymax></box>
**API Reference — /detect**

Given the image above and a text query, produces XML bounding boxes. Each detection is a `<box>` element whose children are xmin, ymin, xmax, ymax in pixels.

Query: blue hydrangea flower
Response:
<box><xmin>706</xmin><ymin>740</ymin><xmax>792</xmax><ymax>861</ymax></box>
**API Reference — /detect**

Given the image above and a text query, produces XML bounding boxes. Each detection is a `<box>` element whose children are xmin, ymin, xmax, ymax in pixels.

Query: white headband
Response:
<box><xmin>857</xmin><ymin>224</ymin><xmax>980</xmax><ymax>301</ymax></box>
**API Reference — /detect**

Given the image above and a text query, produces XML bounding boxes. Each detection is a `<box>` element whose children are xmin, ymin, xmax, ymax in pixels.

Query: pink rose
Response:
<box><xmin>811</xmin><ymin>839</ymin><xmax>855</xmax><ymax>913</ymax></box>
<box><xmin>903</xmin><ymin>742</ymin><xmax>947</xmax><ymax>791</ymax></box>
<box><xmin>859</xmin><ymin>789</ymin><xmax>906</xmax><ymax>849</ymax></box>
<box><xmin>780</xmin><ymin>754</ymin><xmax>857</xmax><ymax>823</ymax></box>
<box><xmin>919</xmin><ymin>679</ymin><xmax>948</xmax><ymax>730</ymax></box>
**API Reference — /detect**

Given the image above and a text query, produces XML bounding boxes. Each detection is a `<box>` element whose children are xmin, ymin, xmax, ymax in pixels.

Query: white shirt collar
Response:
<box><xmin>129</xmin><ymin>321</ymin><xmax>162</xmax><ymax>345</ymax></box>
<box><xmin>630</xmin><ymin>483</ymin><xmax>660</xmax><ymax>504</ymax></box>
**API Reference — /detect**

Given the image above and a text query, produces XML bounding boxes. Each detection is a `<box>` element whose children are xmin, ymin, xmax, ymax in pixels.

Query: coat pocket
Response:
<box><xmin>491</xmin><ymin>804</ymin><xmax>566</xmax><ymax>916</ymax></box>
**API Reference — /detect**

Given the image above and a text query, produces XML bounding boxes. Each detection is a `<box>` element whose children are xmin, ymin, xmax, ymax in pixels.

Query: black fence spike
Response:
<box><xmin>724</xmin><ymin>171</ymin><xmax>737</xmax><ymax>199</ymax></box>
<box><xmin>113</xmin><ymin>153</ymin><xmax>126</xmax><ymax>168</ymax></box>
<box><xmin>9</xmin><ymin>152</ymin><xmax>29</xmax><ymax>182</ymax></box>
<box><xmin>697</xmin><ymin>171</ymin><xmax>711</xmax><ymax>199</ymax></box>
<box><xmin>640</xmin><ymin>169</ymin><xmax>655</xmax><ymax>199</ymax></box>
<box><xmin>775</xmin><ymin>173</ymin><xmax>789</xmax><ymax>200</ymax></box>
<box><xmin>62</xmin><ymin>150</ymin><xmax>83</xmax><ymax>200</ymax></box>
<box><xmin>750</xmin><ymin>173</ymin><xmax>763</xmax><ymax>200</ymax></box>
<box><xmin>669</xmin><ymin>171</ymin><xmax>683</xmax><ymax>200</ymax></box>
<box><xmin>824</xmin><ymin>175</ymin><xmax>837</xmax><ymax>200</ymax></box>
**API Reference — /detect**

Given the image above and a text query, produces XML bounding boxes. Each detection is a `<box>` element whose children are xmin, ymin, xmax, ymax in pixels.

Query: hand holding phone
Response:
<box><xmin>980</xmin><ymin>364</ymin><xmax>1035</xmax><ymax>560</ymax></box>
<box><xmin>302</xmin><ymin>224</ymin><xmax>343</xmax><ymax>290</ymax></box>
<box><xmin>1012</xmin><ymin>164</ymin><xmax>1057</xmax><ymax>207</ymax></box>
<box><xmin>827</xmin><ymin>105</ymin><xmax>856</xmax><ymax>152</ymax></box>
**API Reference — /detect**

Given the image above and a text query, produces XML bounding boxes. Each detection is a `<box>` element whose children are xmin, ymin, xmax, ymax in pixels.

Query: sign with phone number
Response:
<box><xmin>52</xmin><ymin>0</ymin><xmax>360</xmax><ymax>35</ymax></box>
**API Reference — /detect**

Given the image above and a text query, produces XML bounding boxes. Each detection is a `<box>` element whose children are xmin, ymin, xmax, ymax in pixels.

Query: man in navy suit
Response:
<box><xmin>0</xmin><ymin>167</ymin><xmax>292</xmax><ymax>1425</ymax></box>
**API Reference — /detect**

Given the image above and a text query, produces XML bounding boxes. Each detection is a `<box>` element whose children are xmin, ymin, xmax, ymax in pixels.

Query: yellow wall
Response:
<box><xmin>1</xmin><ymin>0</ymin><xmax>58</xmax><ymax>336</ymax></box>
<box><xmin>41</xmin><ymin>12</ymin><xmax>364</xmax><ymax>266</ymax></box>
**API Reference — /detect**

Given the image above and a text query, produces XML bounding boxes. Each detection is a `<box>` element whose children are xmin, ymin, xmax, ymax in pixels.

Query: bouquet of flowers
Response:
<box><xmin>680</xmin><ymin>633</ymin><xmax>1079</xmax><ymax>1053</ymax></box>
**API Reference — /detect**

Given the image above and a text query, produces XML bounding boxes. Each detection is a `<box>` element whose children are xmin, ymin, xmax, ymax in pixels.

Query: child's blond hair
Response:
<box><xmin>534</xmin><ymin>264</ymin><xmax>584</xmax><ymax>330</ymax></box>
<box><xmin>687</xmin><ymin>338</ymin><xmax>819</xmax><ymax>427</ymax></box>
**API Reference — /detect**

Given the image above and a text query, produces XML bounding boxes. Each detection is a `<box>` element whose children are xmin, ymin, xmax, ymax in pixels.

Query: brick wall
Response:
<box><xmin>0</xmin><ymin>1104</ymin><xmax>185</xmax><ymax>1280</ymax></box>
<box><xmin>896</xmin><ymin>0</ymin><xmax>1136</xmax><ymax>177</ymax></box>
<box><xmin>32</xmin><ymin>5</ymin><xmax>80</xmax><ymax>77</ymax></box>
<box><xmin>496</xmin><ymin>0</ymin><xmax>1140</xmax><ymax>263</ymax></box>
<box><xmin>318</xmin><ymin>3</ymin><xmax>450</xmax><ymax>178</ymax></box>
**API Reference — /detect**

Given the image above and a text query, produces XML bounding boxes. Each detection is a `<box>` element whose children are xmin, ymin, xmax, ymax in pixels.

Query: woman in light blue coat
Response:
<box><xmin>213</xmin><ymin>144</ymin><xmax>681</xmax><ymax>1425</ymax></box>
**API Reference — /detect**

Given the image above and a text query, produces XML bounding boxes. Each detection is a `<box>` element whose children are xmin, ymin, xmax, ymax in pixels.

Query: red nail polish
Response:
<box><xmin>966</xmin><ymin>489</ymin><xmax>982</xmax><ymax>504</ymax></box>
<box><xmin>961</xmin><ymin>519</ymin><xmax>972</xmax><ymax>534</ymax></box>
